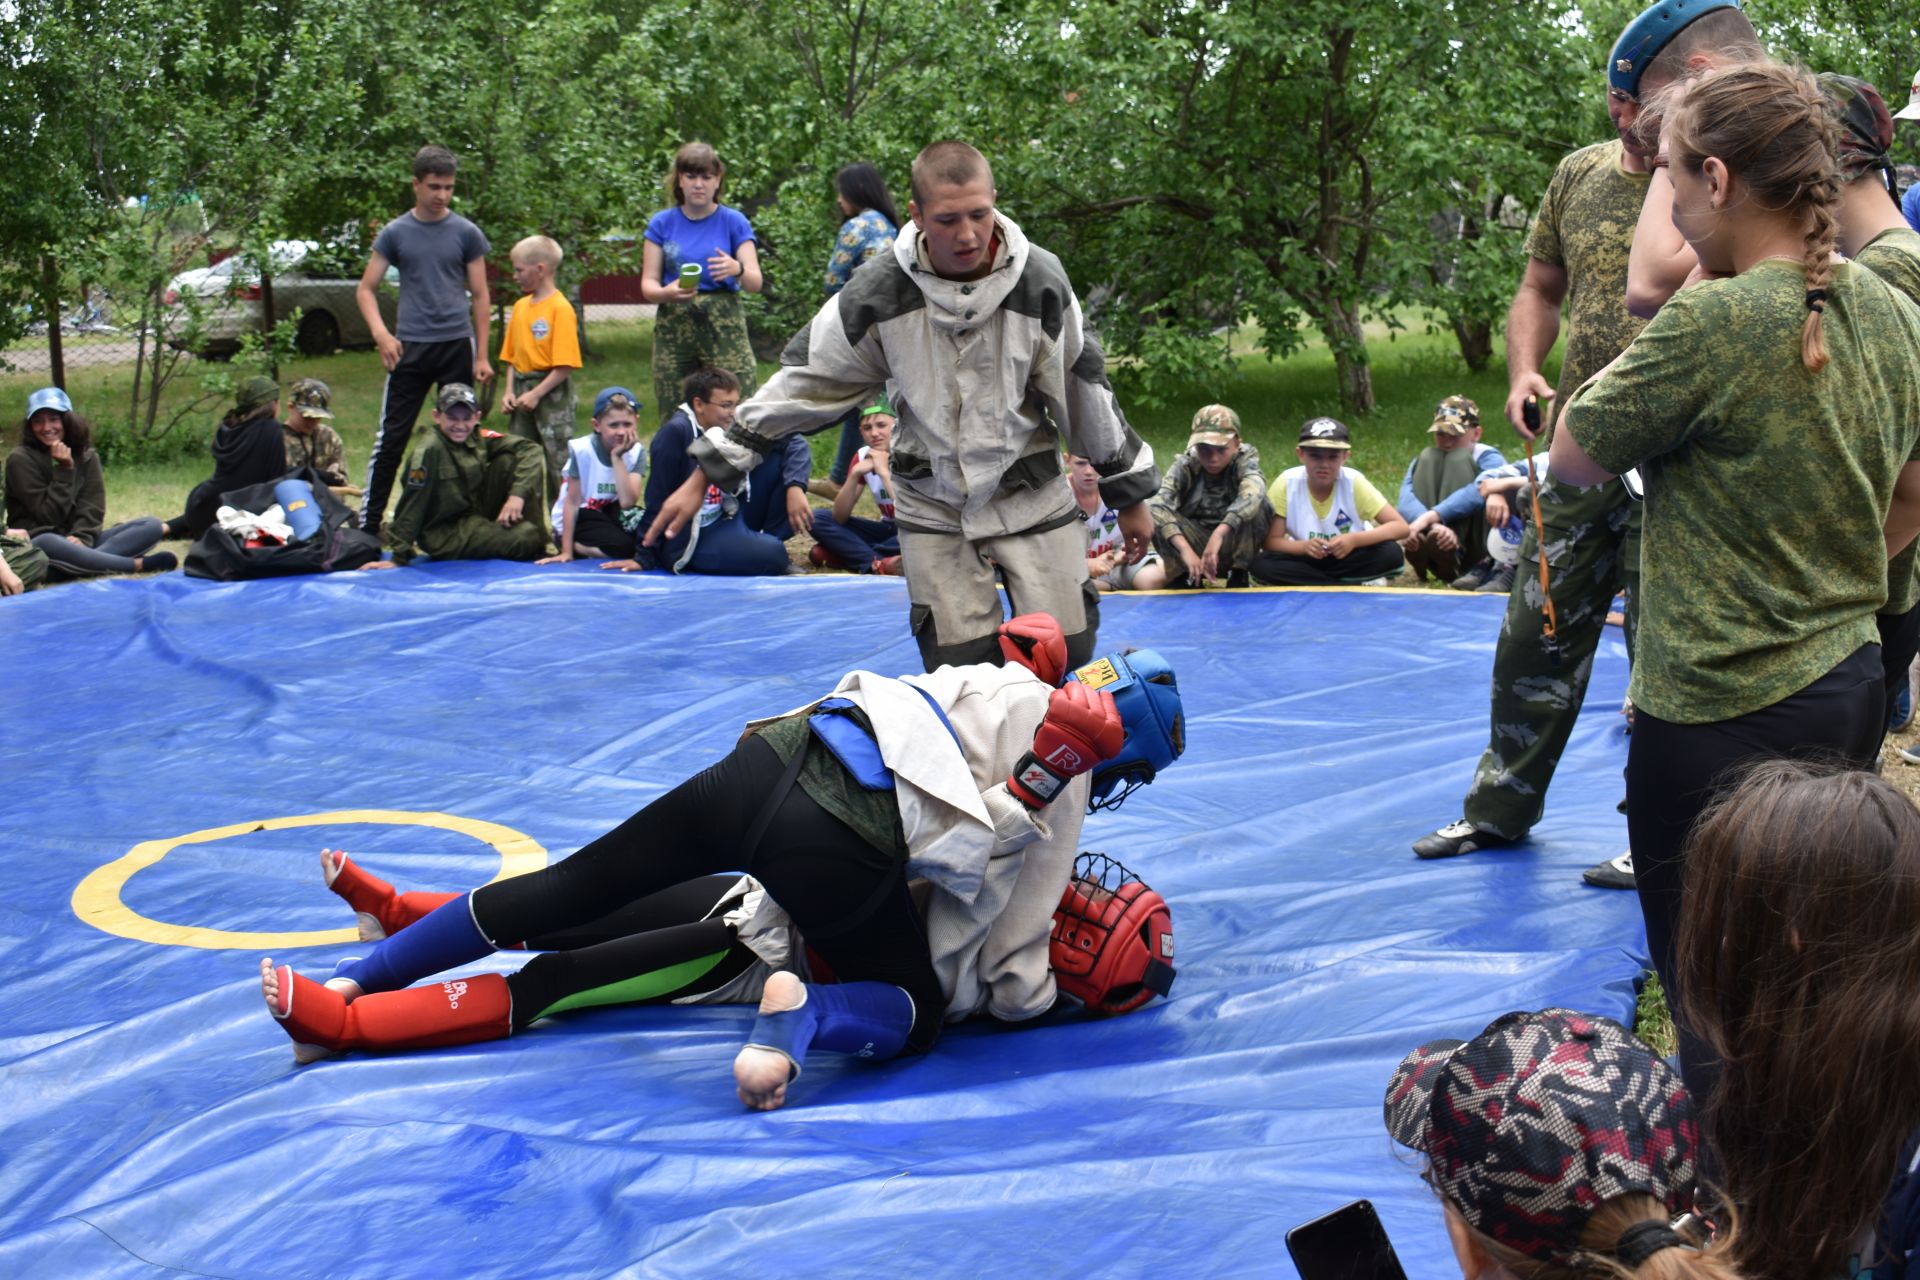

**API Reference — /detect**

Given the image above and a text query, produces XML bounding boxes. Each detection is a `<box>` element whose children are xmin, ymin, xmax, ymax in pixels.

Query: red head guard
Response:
<box><xmin>1050</xmin><ymin>852</ymin><xmax>1176</xmax><ymax>1016</ymax></box>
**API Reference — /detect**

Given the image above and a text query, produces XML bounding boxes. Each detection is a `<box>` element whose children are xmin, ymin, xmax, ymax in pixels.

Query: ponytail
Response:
<box><xmin>1462</xmin><ymin>1194</ymin><xmax>1745</xmax><ymax>1279</ymax></box>
<box><xmin>1799</xmin><ymin>171</ymin><xmax>1838</xmax><ymax>371</ymax></box>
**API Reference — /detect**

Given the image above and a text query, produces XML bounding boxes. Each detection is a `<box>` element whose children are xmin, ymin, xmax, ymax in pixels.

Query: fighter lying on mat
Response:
<box><xmin>262</xmin><ymin>614</ymin><xmax>1184</xmax><ymax>1110</ymax></box>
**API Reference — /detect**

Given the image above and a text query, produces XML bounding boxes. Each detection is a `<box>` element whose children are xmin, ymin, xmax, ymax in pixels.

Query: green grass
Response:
<box><xmin>0</xmin><ymin>314</ymin><xmax>1562</xmax><ymax>532</ymax></box>
<box><xmin>1636</xmin><ymin>972</ymin><xmax>1677</xmax><ymax>1058</ymax></box>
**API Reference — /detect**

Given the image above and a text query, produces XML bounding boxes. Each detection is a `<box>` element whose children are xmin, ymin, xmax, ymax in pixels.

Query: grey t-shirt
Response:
<box><xmin>372</xmin><ymin>211</ymin><xmax>491</xmax><ymax>342</ymax></box>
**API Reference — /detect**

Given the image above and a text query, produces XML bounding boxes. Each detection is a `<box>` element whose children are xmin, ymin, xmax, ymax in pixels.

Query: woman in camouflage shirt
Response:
<box><xmin>1549</xmin><ymin>62</ymin><xmax>1920</xmax><ymax>1097</ymax></box>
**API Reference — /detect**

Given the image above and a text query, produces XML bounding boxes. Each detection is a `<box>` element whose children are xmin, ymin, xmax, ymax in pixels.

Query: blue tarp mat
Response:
<box><xmin>0</xmin><ymin>565</ymin><xmax>1642</xmax><ymax>1278</ymax></box>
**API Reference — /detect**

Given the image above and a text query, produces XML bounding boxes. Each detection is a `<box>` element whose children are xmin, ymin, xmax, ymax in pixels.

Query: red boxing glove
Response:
<box><xmin>997</xmin><ymin>612</ymin><xmax>1068</xmax><ymax>686</ymax></box>
<box><xmin>1007</xmin><ymin>681</ymin><xmax>1125</xmax><ymax>809</ymax></box>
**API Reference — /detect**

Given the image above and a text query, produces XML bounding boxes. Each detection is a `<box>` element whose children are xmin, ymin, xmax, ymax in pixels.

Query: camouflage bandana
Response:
<box><xmin>1383</xmin><ymin>1009</ymin><xmax>1698</xmax><ymax>1265</ymax></box>
<box><xmin>1819</xmin><ymin>73</ymin><xmax>1895</xmax><ymax>183</ymax></box>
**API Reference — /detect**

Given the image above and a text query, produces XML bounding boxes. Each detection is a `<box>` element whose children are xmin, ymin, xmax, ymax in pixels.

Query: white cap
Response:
<box><xmin>1896</xmin><ymin>66</ymin><xmax>1920</xmax><ymax>122</ymax></box>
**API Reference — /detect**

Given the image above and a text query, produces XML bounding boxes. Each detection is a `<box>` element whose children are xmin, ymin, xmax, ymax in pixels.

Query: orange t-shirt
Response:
<box><xmin>498</xmin><ymin>290</ymin><xmax>581</xmax><ymax>373</ymax></box>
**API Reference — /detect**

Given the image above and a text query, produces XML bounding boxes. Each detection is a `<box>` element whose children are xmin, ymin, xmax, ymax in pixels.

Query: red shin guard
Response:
<box><xmin>274</xmin><ymin>967</ymin><xmax>512</xmax><ymax>1053</ymax></box>
<box><xmin>326</xmin><ymin>853</ymin><xmax>459</xmax><ymax>938</ymax></box>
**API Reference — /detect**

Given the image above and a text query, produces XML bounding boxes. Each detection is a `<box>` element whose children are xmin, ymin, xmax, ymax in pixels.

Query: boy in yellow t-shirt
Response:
<box><xmin>498</xmin><ymin>235</ymin><xmax>582</xmax><ymax>508</ymax></box>
<box><xmin>1251</xmin><ymin>417</ymin><xmax>1410</xmax><ymax>586</ymax></box>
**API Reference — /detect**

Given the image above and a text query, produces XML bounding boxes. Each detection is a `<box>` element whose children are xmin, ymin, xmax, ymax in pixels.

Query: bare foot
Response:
<box><xmin>260</xmin><ymin>957</ymin><xmax>335</xmax><ymax>1064</ymax></box>
<box><xmin>734</xmin><ymin>970</ymin><xmax>806</xmax><ymax>1111</ymax></box>
<box><xmin>319</xmin><ymin>848</ymin><xmax>389</xmax><ymax>943</ymax></box>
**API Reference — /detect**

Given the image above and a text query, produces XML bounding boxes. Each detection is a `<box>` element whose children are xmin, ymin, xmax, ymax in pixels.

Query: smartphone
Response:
<box><xmin>1284</xmin><ymin>1199</ymin><xmax>1409</xmax><ymax>1280</ymax></box>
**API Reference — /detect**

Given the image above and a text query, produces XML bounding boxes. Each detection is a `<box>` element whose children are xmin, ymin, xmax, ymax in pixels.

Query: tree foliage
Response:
<box><xmin>0</xmin><ymin>0</ymin><xmax>1913</xmax><ymax>423</ymax></box>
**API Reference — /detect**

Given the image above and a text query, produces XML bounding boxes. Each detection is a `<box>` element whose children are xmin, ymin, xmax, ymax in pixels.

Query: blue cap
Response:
<box><xmin>26</xmin><ymin>387</ymin><xmax>72</xmax><ymax>418</ymax></box>
<box><xmin>594</xmin><ymin>386</ymin><xmax>642</xmax><ymax>417</ymax></box>
<box><xmin>1068</xmin><ymin>649</ymin><xmax>1184</xmax><ymax>811</ymax></box>
<box><xmin>1609</xmin><ymin>0</ymin><xmax>1742</xmax><ymax>96</ymax></box>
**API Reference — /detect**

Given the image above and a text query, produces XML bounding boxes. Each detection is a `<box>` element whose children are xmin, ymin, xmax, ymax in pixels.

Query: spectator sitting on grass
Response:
<box><xmin>163</xmin><ymin>376</ymin><xmax>288</xmax><ymax>540</ymax></box>
<box><xmin>6</xmin><ymin>387</ymin><xmax>174</xmax><ymax>578</ymax></box>
<box><xmin>1459</xmin><ymin>455</ymin><xmax>1553</xmax><ymax>596</ymax></box>
<box><xmin>0</xmin><ymin>487</ymin><xmax>48</xmax><ymax>596</ymax></box>
<box><xmin>1251</xmin><ymin>417</ymin><xmax>1409</xmax><ymax>586</ymax></box>
<box><xmin>1072</xmin><ymin>451</ymin><xmax>1167</xmax><ymax>591</ymax></box>
<box><xmin>359</xmin><ymin>383</ymin><xmax>549</xmax><ymax>569</ymax></box>
<box><xmin>282</xmin><ymin>378</ymin><xmax>350</xmax><ymax>490</ymax></box>
<box><xmin>606</xmin><ymin>367</ymin><xmax>808</xmax><ymax>577</ymax></box>
<box><xmin>809</xmin><ymin>395</ymin><xmax>902</xmax><ymax>575</ymax></box>
<box><xmin>539</xmin><ymin>387</ymin><xmax>646</xmax><ymax>564</ymax></box>
<box><xmin>1398</xmin><ymin>395</ymin><xmax>1507</xmax><ymax>587</ymax></box>
<box><xmin>1147</xmin><ymin>404</ymin><xmax>1269</xmax><ymax>589</ymax></box>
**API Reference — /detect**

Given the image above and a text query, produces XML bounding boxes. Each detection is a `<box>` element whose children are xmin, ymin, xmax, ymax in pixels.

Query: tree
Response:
<box><xmin>981</xmin><ymin>0</ymin><xmax>1601</xmax><ymax>414</ymax></box>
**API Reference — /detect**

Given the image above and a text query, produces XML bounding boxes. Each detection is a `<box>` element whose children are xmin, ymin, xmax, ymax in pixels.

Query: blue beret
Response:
<box><xmin>1609</xmin><ymin>0</ymin><xmax>1743</xmax><ymax>97</ymax></box>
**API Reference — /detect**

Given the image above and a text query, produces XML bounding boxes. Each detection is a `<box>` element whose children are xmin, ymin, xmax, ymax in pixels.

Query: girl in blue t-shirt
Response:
<box><xmin>641</xmin><ymin>141</ymin><xmax>764</xmax><ymax>424</ymax></box>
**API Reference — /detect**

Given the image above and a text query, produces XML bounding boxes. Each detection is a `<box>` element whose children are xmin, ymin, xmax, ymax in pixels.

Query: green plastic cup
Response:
<box><xmin>678</xmin><ymin>263</ymin><xmax>701</xmax><ymax>292</ymax></box>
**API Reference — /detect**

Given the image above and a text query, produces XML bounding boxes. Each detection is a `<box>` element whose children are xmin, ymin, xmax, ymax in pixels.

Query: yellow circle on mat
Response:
<box><xmin>70</xmin><ymin>810</ymin><xmax>547</xmax><ymax>950</ymax></box>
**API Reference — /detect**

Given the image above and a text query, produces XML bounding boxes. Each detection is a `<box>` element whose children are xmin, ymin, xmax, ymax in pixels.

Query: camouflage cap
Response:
<box><xmin>234</xmin><ymin>375</ymin><xmax>279</xmax><ymax>414</ymax></box>
<box><xmin>437</xmin><ymin>383</ymin><xmax>480</xmax><ymax>412</ymax></box>
<box><xmin>1297</xmin><ymin>416</ymin><xmax>1351</xmax><ymax>450</ymax></box>
<box><xmin>1187</xmin><ymin>404</ymin><xmax>1242</xmax><ymax>449</ymax></box>
<box><xmin>1384</xmin><ymin>1009</ymin><xmax>1698</xmax><ymax>1265</ymax></box>
<box><xmin>288</xmin><ymin>377</ymin><xmax>334</xmax><ymax>420</ymax></box>
<box><xmin>1818</xmin><ymin>74</ymin><xmax>1896</xmax><ymax>182</ymax></box>
<box><xmin>1429</xmin><ymin>395</ymin><xmax>1481</xmax><ymax>436</ymax></box>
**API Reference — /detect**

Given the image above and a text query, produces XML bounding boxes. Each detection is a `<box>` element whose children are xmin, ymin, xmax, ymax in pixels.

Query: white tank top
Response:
<box><xmin>1280</xmin><ymin>467</ymin><xmax>1366</xmax><ymax>540</ymax></box>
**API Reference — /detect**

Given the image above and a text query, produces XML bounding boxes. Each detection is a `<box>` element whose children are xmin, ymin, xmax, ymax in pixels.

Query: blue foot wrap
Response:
<box><xmin>330</xmin><ymin>893</ymin><xmax>490</xmax><ymax>995</ymax></box>
<box><xmin>745</xmin><ymin>981</ymin><xmax>914</xmax><ymax>1077</ymax></box>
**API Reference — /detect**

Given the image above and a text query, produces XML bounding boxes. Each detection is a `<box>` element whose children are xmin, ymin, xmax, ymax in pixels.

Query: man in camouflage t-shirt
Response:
<box><xmin>282</xmin><ymin>377</ymin><xmax>350</xmax><ymax>490</ymax></box>
<box><xmin>1411</xmin><ymin>74</ymin><xmax>1652</xmax><ymax>880</ymax></box>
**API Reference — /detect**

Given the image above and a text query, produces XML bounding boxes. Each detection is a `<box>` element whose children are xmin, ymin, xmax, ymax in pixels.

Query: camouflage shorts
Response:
<box><xmin>651</xmin><ymin>292</ymin><xmax>759</xmax><ymax>423</ymax></box>
<box><xmin>1</xmin><ymin>533</ymin><xmax>48</xmax><ymax>591</ymax></box>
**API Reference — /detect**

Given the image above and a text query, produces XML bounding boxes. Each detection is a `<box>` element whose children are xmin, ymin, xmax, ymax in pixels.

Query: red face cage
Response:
<box><xmin>1050</xmin><ymin>851</ymin><xmax>1176</xmax><ymax>1017</ymax></box>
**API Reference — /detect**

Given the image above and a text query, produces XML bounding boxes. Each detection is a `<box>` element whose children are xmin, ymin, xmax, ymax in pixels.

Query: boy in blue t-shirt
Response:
<box><xmin>355</xmin><ymin>145</ymin><xmax>493</xmax><ymax>536</ymax></box>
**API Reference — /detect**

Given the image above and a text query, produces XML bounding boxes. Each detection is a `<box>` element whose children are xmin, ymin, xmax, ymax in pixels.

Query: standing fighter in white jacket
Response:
<box><xmin>643</xmin><ymin>142</ymin><xmax>1160</xmax><ymax>671</ymax></box>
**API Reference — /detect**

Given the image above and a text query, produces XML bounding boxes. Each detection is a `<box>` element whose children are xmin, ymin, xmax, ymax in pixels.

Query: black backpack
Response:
<box><xmin>184</xmin><ymin>466</ymin><xmax>383</xmax><ymax>580</ymax></box>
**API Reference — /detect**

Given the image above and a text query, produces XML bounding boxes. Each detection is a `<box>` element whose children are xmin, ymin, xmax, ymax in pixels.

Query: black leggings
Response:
<box><xmin>1249</xmin><ymin>540</ymin><xmax>1405</xmax><ymax>585</ymax></box>
<box><xmin>507</xmin><ymin>875</ymin><xmax>761</xmax><ymax>1032</ymax></box>
<box><xmin>476</xmin><ymin>736</ymin><xmax>945</xmax><ymax>1053</ymax></box>
<box><xmin>1628</xmin><ymin>643</ymin><xmax>1882</xmax><ymax>1098</ymax></box>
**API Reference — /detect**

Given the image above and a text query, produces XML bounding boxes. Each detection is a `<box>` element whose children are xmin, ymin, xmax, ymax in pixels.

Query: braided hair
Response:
<box><xmin>1665</xmin><ymin>62</ymin><xmax>1841</xmax><ymax>372</ymax></box>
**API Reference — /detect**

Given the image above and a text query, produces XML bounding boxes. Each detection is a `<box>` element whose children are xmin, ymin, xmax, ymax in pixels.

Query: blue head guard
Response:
<box><xmin>1067</xmin><ymin>649</ymin><xmax>1184</xmax><ymax>811</ymax></box>
<box><xmin>1609</xmin><ymin>0</ymin><xmax>1742</xmax><ymax>97</ymax></box>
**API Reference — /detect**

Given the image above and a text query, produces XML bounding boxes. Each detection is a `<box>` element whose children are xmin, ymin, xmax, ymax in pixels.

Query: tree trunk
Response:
<box><xmin>259</xmin><ymin>265</ymin><xmax>278</xmax><ymax>377</ymax></box>
<box><xmin>1322</xmin><ymin>300</ymin><xmax>1375</xmax><ymax>416</ymax></box>
<box><xmin>1452</xmin><ymin>317</ymin><xmax>1493</xmax><ymax>372</ymax></box>
<box><xmin>40</xmin><ymin>255</ymin><xmax>65</xmax><ymax>389</ymax></box>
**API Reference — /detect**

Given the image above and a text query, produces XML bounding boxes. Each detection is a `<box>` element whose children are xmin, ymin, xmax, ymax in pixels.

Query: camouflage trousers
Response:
<box><xmin>1461</xmin><ymin>475</ymin><xmax>1641</xmax><ymax>839</ymax></box>
<box><xmin>420</xmin><ymin>453</ymin><xmax>552</xmax><ymax>563</ymax></box>
<box><xmin>650</xmin><ymin>292</ymin><xmax>759</xmax><ymax>424</ymax></box>
<box><xmin>505</xmin><ymin>370</ymin><xmax>576</xmax><ymax>512</ymax></box>
<box><xmin>1</xmin><ymin>532</ymin><xmax>48</xmax><ymax>591</ymax></box>
<box><xmin>1152</xmin><ymin>511</ymin><xmax>1267</xmax><ymax>581</ymax></box>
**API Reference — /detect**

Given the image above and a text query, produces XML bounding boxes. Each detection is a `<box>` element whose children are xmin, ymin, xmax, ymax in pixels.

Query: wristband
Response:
<box><xmin>1009</xmin><ymin>750</ymin><xmax>1069</xmax><ymax>807</ymax></box>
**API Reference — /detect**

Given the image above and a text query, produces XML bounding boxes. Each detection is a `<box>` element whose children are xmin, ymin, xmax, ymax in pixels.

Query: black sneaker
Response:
<box><xmin>1412</xmin><ymin>820</ymin><xmax>1519</xmax><ymax>860</ymax></box>
<box><xmin>1449</xmin><ymin>560</ymin><xmax>1494</xmax><ymax>591</ymax></box>
<box><xmin>1226</xmin><ymin>569</ymin><xmax>1250</xmax><ymax>589</ymax></box>
<box><xmin>1582</xmin><ymin>851</ymin><xmax>1635</xmax><ymax>889</ymax></box>
<box><xmin>1475</xmin><ymin>562</ymin><xmax>1518</xmax><ymax>593</ymax></box>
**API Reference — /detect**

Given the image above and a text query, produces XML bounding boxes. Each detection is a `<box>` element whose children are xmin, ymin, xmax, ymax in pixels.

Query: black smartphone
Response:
<box><xmin>1284</xmin><ymin>1199</ymin><xmax>1409</xmax><ymax>1280</ymax></box>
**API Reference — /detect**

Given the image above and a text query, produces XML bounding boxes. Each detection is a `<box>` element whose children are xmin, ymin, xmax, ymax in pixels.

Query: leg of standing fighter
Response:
<box><xmin>897</xmin><ymin>525</ymin><xmax>1007</xmax><ymax>671</ymax></box>
<box><xmin>987</xmin><ymin>519</ymin><xmax>1100</xmax><ymax>668</ymax></box>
